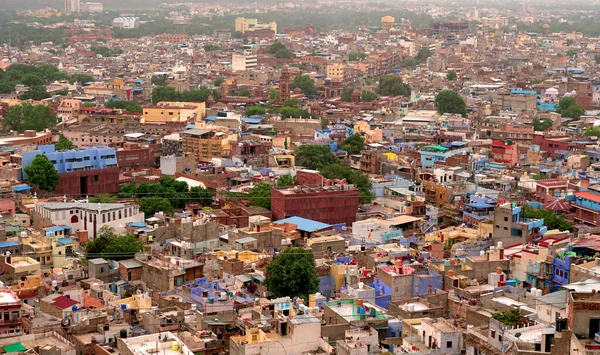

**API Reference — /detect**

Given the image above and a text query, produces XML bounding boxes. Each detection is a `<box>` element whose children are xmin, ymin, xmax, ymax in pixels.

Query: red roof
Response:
<box><xmin>576</xmin><ymin>191</ymin><xmax>600</xmax><ymax>203</ymax></box>
<box><xmin>52</xmin><ymin>295</ymin><xmax>78</xmax><ymax>309</ymax></box>
<box><xmin>536</xmin><ymin>179</ymin><xmax>568</xmax><ymax>188</ymax></box>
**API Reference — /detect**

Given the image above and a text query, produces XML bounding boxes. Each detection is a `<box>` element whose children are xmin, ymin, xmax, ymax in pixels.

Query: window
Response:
<box><xmin>94</xmin><ymin>175</ymin><xmax>99</xmax><ymax>182</ymax></box>
<box><xmin>504</xmin><ymin>217</ymin><xmax>508</xmax><ymax>222</ymax></box>
<box><xmin>491</xmin><ymin>330</ymin><xmax>496</xmax><ymax>338</ymax></box>
<box><xmin>100</xmin><ymin>267</ymin><xmax>105</xmax><ymax>273</ymax></box>
<box><xmin>498</xmin><ymin>335</ymin><xmax>502</xmax><ymax>342</ymax></box>
<box><xmin>446</xmin><ymin>341</ymin><xmax>452</xmax><ymax>348</ymax></box>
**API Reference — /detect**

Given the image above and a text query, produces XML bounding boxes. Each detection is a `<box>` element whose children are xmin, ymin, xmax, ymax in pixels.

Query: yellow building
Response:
<box><xmin>381</xmin><ymin>16</ymin><xmax>395</xmax><ymax>31</ymax></box>
<box><xmin>112</xmin><ymin>293</ymin><xmax>152</xmax><ymax>312</ymax></box>
<box><xmin>235</xmin><ymin>17</ymin><xmax>277</xmax><ymax>34</ymax></box>
<box><xmin>326</xmin><ymin>63</ymin><xmax>345</xmax><ymax>80</ymax></box>
<box><xmin>143</xmin><ymin>101</ymin><xmax>206</xmax><ymax>123</ymax></box>
<box><xmin>353</xmin><ymin>121</ymin><xmax>370</xmax><ymax>135</ymax></box>
<box><xmin>180</xmin><ymin>129</ymin><xmax>235</xmax><ymax>161</ymax></box>
<box><xmin>82</xmin><ymin>78</ymin><xmax>133</xmax><ymax>100</ymax></box>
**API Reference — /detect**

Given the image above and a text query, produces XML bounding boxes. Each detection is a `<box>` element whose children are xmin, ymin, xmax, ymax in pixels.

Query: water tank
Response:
<box><xmin>103</xmin><ymin>324</ymin><xmax>109</xmax><ymax>331</ymax></box>
<box><xmin>407</xmin><ymin>304</ymin><xmax>415</xmax><ymax>312</ymax></box>
<box><xmin>120</xmin><ymin>329</ymin><xmax>128</xmax><ymax>339</ymax></box>
<box><xmin>121</xmin><ymin>304</ymin><xmax>127</xmax><ymax>310</ymax></box>
<box><xmin>220</xmin><ymin>292</ymin><xmax>227</xmax><ymax>301</ymax></box>
<box><xmin>171</xmin><ymin>342</ymin><xmax>179</xmax><ymax>351</ymax></box>
<box><xmin>72</xmin><ymin>305</ymin><xmax>78</xmax><ymax>311</ymax></box>
<box><xmin>531</xmin><ymin>287</ymin><xmax>537</xmax><ymax>297</ymax></box>
<box><xmin>251</xmin><ymin>263</ymin><xmax>256</xmax><ymax>270</ymax></box>
<box><xmin>595</xmin><ymin>332</ymin><xmax>600</xmax><ymax>344</ymax></box>
<box><xmin>92</xmin><ymin>283</ymin><xmax>99</xmax><ymax>290</ymax></box>
<box><xmin>497</xmin><ymin>241</ymin><xmax>503</xmax><ymax>249</ymax></box>
<box><xmin>52</xmin><ymin>280</ymin><xmax>58</xmax><ymax>288</ymax></box>
<box><xmin>359</xmin><ymin>306</ymin><xmax>366</xmax><ymax>315</ymax></box>
<box><xmin>536</xmin><ymin>289</ymin><xmax>543</xmax><ymax>297</ymax></box>
<box><xmin>208</xmin><ymin>298</ymin><xmax>214</xmax><ymax>304</ymax></box>
<box><xmin>358</xmin><ymin>282</ymin><xmax>364</xmax><ymax>290</ymax></box>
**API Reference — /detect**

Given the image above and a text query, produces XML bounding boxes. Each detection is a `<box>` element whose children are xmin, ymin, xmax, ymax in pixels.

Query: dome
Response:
<box><xmin>545</xmin><ymin>88</ymin><xmax>559</xmax><ymax>95</ymax></box>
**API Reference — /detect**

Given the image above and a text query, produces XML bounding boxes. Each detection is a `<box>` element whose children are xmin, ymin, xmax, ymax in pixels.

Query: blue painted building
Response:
<box><xmin>420</xmin><ymin>143</ymin><xmax>470</xmax><ymax>168</ymax></box>
<box><xmin>21</xmin><ymin>145</ymin><xmax>118</xmax><ymax>178</ymax></box>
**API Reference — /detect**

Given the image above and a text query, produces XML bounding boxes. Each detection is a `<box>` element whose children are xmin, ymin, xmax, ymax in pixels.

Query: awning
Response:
<box><xmin>12</xmin><ymin>185</ymin><xmax>31</xmax><ymax>192</ymax></box>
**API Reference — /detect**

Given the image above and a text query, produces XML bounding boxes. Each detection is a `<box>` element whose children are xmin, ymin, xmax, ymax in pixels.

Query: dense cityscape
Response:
<box><xmin>2</xmin><ymin>0</ymin><xmax>600</xmax><ymax>354</ymax></box>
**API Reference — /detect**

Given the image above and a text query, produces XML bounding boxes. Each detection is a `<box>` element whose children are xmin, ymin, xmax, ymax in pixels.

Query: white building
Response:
<box><xmin>231</xmin><ymin>50</ymin><xmax>257</xmax><ymax>71</ymax></box>
<box><xmin>112</xmin><ymin>17</ymin><xmax>139</xmax><ymax>29</ymax></box>
<box><xmin>118</xmin><ymin>331</ymin><xmax>194</xmax><ymax>355</ymax></box>
<box><xmin>64</xmin><ymin>0</ymin><xmax>81</xmax><ymax>13</ymax></box>
<box><xmin>81</xmin><ymin>2</ymin><xmax>103</xmax><ymax>12</ymax></box>
<box><xmin>34</xmin><ymin>202</ymin><xmax>144</xmax><ymax>240</ymax></box>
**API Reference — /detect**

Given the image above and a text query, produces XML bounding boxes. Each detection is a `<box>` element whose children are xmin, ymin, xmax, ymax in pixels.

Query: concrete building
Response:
<box><xmin>381</xmin><ymin>16</ymin><xmax>395</xmax><ymax>31</ymax></box>
<box><xmin>119</xmin><ymin>331</ymin><xmax>194</xmax><ymax>355</ymax></box>
<box><xmin>230</xmin><ymin>315</ymin><xmax>323</xmax><ymax>355</ymax></box>
<box><xmin>235</xmin><ymin>17</ymin><xmax>277</xmax><ymax>34</ymax></box>
<box><xmin>64</xmin><ymin>0</ymin><xmax>80</xmax><ymax>13</ymax></box>
<box><xmin>21</xmin><ymin>144</ymin><xmax>119</xmax><ymax>196</ymax></box>
<box><xmin>271</xmin><ymin>183</ymin><xmax>359</xmax><ymax>226</ymax></box>
<box><xmin>81</xmin><ymin>2</ymin><xmax>103</xmax><ymax>12</ymax></box>
<box><xmin>231</xmin><ymin>50</ymin><xmax>258</xmax><ymax>71</ymax></box>
<box><xmin>180</xmin><ymin>129</ymin><xmax>233</xmax><ymax>161</ymax></box>
<box><xmin>112</xmin><ymin>17</ymin><xmax>139</xmax><ymax>29</ymax></box>
<box><xmin>491</xmin><ymin>139</ymin><xmax>518</xmax><ymax>167</ymax></box>
<box><xmin>492</xmin><ymin>202</ymin><xmax>545</xmax><ymax>246</ymax></box>
<box><xmin>143</xmin><ymin>102</ymin><xmax>206</xmax><ymax>123</ymax></box>
<box><xmin>0</xmin><ymin>289</ymin><xmax>23</xmax><ymax>338</ymax></box>
<box><xmin>34</xmin><ymin>202</ymin><xmax>144</xmax><ymax>240</ymax></box>
<box><xmin>401</xmin><ymin>317</ymin><xmax>462</xmax><ymax>354</ymax></box>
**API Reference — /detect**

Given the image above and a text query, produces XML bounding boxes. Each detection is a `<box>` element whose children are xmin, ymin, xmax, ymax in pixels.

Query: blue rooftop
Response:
<box><xmin>242</xmin><ymin>117</ymin><xmax>263</xmax><ymax>124</ymax></box>
<box><xmin>12</xmin><ymin>185</ymin><xmax>31</xmax><ymax>192</ymax></box>
<box><xmin>510</xmin><ymin>89</ymin><xmax>537</xmax><ymax>95</ymax></box>
<box><xmin>466</xmin><ymin>202</ymin><xmax>494</xmax><ymax>209</ymax></box>
<box><xmin>43</xmin><ymin>226</ymin><xmax>71</xmax><ymax>233</ymax></box>
<box><xmin>273</xmin><ymin>216</ymin><xmax>332</xmax><ymax>233</ymax></box>
<box><xmin>0</xmin><ymin>241</ymin><xmax>20</xmax><ymax>248</ymax></box>
<box><xmin>58</xmin><ymin>237</ymin><xmax>73</xmax><ymax>245</ymax></box>
<box><xmin>129</xmin><ymin>222</ymin><xmax>147</xmax><ymax>228</ymax></box>
<box><xmin>205</xmin><ymin>116</ymin><xmax>218</xmax><ymax>121</ymax></box>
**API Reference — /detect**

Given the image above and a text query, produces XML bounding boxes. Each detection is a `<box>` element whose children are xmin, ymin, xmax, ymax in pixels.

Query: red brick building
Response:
<box><xmin>491</xmin><ymin>139</ymin><xmax>519</xmax><ymax>167</ymax></box>
<box><xmin>54</xmin><ymin>168</ymin><xmax>120</xmax><ymax>196</ymax></box>
<box><xmin>271</xmin><ymin>183</ymin><xmax>359</xmax><ymax>226</ymax></box>
<box><xmin>116</xmin><ymin>145</ymin><xmax>157</xmax><ymax>172</ymax></box>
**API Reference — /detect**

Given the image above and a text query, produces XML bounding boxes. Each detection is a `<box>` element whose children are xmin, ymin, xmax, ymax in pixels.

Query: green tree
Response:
<box><xmin>556</xmin><ymin>97</ymin><xmax>585</xmax><ymax>118</ymax></box>
<box><xmin>248</xmin><ymin>183</ymin><xmax>272</xmax><ymax>210</ymax></box>
<box><xmin>435</xmin><ymin>90</ymin><xmax>467</xmax><ymax>116</ymax></box>
<box><xmin>361</xmin><ymin>90</ymin><xmax>378</xmax><ymax>102</ymax></box>
<box><xmin>275</xmin><ymin>48</ymin><xmax>293</xmax><ymax>59</ymax></box>
<box><xmin>522</xmin><ymin>204</ymin><xmax>573</xmax><ymax>231</ymax></box>
<box><xmin>378</xmin><ymin>75</ymin><xmax>411</xmax><ymax>97</ymax></box>
<box><xmin>566</xmin><ymin>49</ymin><xmax>577</xmax><ymax>57</ymax></box>
<box><xmin>268</xmin><ymin>42</ymin><xmax>287</xmax><ymax>54</ymax></box>
<box><xmin>532</xmin><ymin>117</ymin><xmax>553</xmax><ymax>131</ymax></box>
<box><xmin>85</xmin><ymin>226</ymin><xmax>142</xmax><ymax>261</ymax></box>
<box><xmin>233</xmin><ymin>31</ymin><xmax>243</xmax><ymax>38</ymax></box>
<box><xmin>19</xmin><ymin>85</ymin><xmax>51</xmax><ymax>100</ymax></box>
<box><xmin>105</xmin><ymin>100</ymin><xmax>143</xmax><ymax>114</ymax></box>
<box><xmin>348</xmin><ymin>52</ymin><xmax>367</xmax><ymax>61</ymax></box>
<box><xmin>213</xmin><ymin>77</ymin><xmax>225</xmax><ymax>87</ymax></box>
<box><xmin>22</xmin><ymin>73</ymin><xmax>45</xmax><ymax>87</ymax></box>
<box><xmin>88</xmin><ymin>194</ymin><xmax>117</xmax><ymax>203</ymax></box>
<box><xmin>152</xmin><ymin>86</ymin><xmax>180</xmax><ymax>103</ymax></box>
<box><xmin>291</xmin><ymin>75</ymin><xmax>317</xmax><ymax>95</ymax></box>
<box><xmin>139</xmin><ymin>197</ymin><xmax>173</xmax><ymax>217</ymax></box>
<box><xmin>2</xmin><ymin>103</ymin><xmax>57</xmax><ymax>133</ymax></box>
<box><xmin>151</xmin><ymin>74</ymin><xmax>168</xmax><ymax>86</ymax></box>
<box><xmin>55</xmin><ymin>135</ymin><xmax>77</xmax><ymax>150</ymax></box>
<box><xmin>277</xmin><ymin>175</ymin><xmax>294</xmax><ymax>187</ymax></box>
<box><xmin>24</xmin><ymin>154</ymin><xmax>59</xmax><ymax>192</ymax></box>
<box><xmin>339</xmin><ymin>134</ymin><xmax>365</xmax><ymax>155</ymax></box>
<box><xmin>69</xmin><ymin>73</ymin><xmax>94</xmax><ymax>84</ymax></box>
<box><xmin>232</xmin><ymin>88</ymin><xmax>251</xmax><ymax>97</ymax></box>
<box><xmin>203</xmin><ymin>44</ymin><xmax>220</xmax><ymax>51</ymax></box>
<box><xmin>189</xmin><ymin>186</ymin><xmax>214</xmax><ymax>206</ymax></box>
<box><xmin>269</xmin><ymin>89</ymin><xmax>281</xmax><ymax>103</ymax></box>
<box><xmin>340</xmin><ymin>87</ymin><xmax>353</xmax><ymax>102</ymax></box>
<box><xmin>295</xmin><ymin>144</ymin><xmax>338</xmax><ymax>169</ymax></box>
<box><xmin>446</xmin><ymin>70</ymin><xmax>457</xmax><ymax>80</ymax></box>
<box><xmin>491</xmin><ymin>309</ymin><xmax>527</xmax><ymax>327</ymax></box>
<box><xmin>320</xmin><ymin>163</ymin><xmax>375</xmax><ymax>204</ymax></box>
<box><xmin>585</xmin><ymin>126</ymin><xmax>600</xmax><ymax>137</ymax></box>
<box><xmin>416</xmin><ymin>48</ymin><xmax>432</xmax><ymax>61</ymax></box>
<box><xmin>245</xmin><ymin>106</ymin><xmax>266</xmax><ymax>116</ymax></box>
<box><xmin>283</xmin><ymin>97</ymin><xmax>301</xmax><ymax>108</ymax></box>
<box><xmin>0</xmin><ymin>82</ymin><xmax>15</xmax><ymax>94</ymax></box>
<box><xmin>264</xmin><ymin>248</ymin><xmax>320</xmax><ymax>300</ymax></box>
<box><xmin>181</xmin><ymin>87</ymin><xmax>213</xmax><ymax>102</ymax></box>
<box><xmin>595</xmin><ymin>54</ymin><xmax>600</xmax><ymax>64</ymax></box>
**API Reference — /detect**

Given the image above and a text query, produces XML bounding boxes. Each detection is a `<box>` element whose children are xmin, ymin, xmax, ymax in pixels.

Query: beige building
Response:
<box><xmin>232</xmin><ymin>50</ymin><xmax>258</xmax><ymax>71</ymax></box>
<box><xmin>235</xmin><ymin>17</ymin><xmax>277</xmax><ymax>34</ymax></box>
<box><xmin>326</xmin><ymin>62</ymin><xmax>345</xmax><ymax>80</ymax></box>
<box><xmin>143</xmin><ymin>101</ymin><xmax>206</xmax><ymax>123</ymax></box>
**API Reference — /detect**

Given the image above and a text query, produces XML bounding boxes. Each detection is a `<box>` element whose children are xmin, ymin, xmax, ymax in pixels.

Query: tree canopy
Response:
<box><xmin>248</xmin><ymin>183</ymin><xmax>272</xmax><ymax>210</ymax></box>
<box><xmin>531</xmin><ymin>117</ymin><xmax>553</xmax><ymax>131</ymax></box>
<box><xmin>139</xmin><ymin>197</ymin><xmax>173</xmax><ymax>217</ymax></box>
<box><xmin>339</xmin><ymin>134</ymin><xmax>365</xmax><ymax>155</ymax></box>
<box><xmin>151</xmin><ymin>74</ymin><xmax>168</xmax><ymax>86</ymax></box>
<box><xmin>24</xmin><ymin>154</ymin><xmax>59</xmax><ymax>192</ymax></box>
<box><xmin>361</xmin><ymin>90</ymin><xmax>378</xmax><ymax>102</ymax></box>
<box><xmin>85</xmin><ymin>226</ymin><xmax>142</xmax><ymax>261</ymax></box>
<box><xmin>378</xmin><ymin>75</ymin><xmax>411</xmax><ymax>97</ymax></box>
<box><xmin>348</xmin><ymin>52</ymin><xmax>367</xmax><ymax>61</ymax></box>
<box><xmin>340</xmin><ymin>87</ymin><xmax>353</xmax><ymax>102</ymax></box>
<box><xmin>2</xmin><ymin>103</ymin><xmax>57</xmax><ymax>133</ymax></box>
<box><xmin>446</xmin><ymin>70</ymin><xmax>457</xmax><ymax>80</ymax></box>
<box><xmin>522</xmin><ymin>204</ymin><xmax>573</xmax><ymax>232</ymax></box>
<box><xmin>295</xmin><ymin>144</ymin><xmax>338</xmax><ymax>169</ymax></box>
<box><xmin>265</xmin><ymin>248</ymin><xmax>320</xmax><ymax>300</ymax></box>
<box><xmin>88</xmin><ymin>194</ymin><xmax>117</xmax><ymax>203</ymax></box>
<box><xmin>435</xmin><ymin>90</ymin><xmax>467</xmax><ymax>116</ymax></box>
<box><xmin>55</xmin><ymin>135</ymin><xmax>77</xmax><ymax>151</ymax></box>
<box><xmin>277</xmin><ymin>175</ymin><xmax>294</xmax><ymax>187</ymax></box>
<box><xmin>584</xmin><ymin>126</ymin><xmax>600</xmax><ymax>137</ymax></box>
<box><xmin>245</xmin><ymin>106</ymin><xmax>266</xmax><ymax>116</ymax></box>
<box><xmin>291</xmin><ymin>75</ymin><xmax>317</xmax><ymax>95</ymax></box>
<box><xmin>105</xmin><ymin>100</ymin><xmax>143</xmax><ymax>114</ymax></box>
<box><xmin>152</xmin><ymin>86</ymin><xmax>219</xmax><ymax>103</ymax></box>
<box><xmin>556</xmin><ymin>97</ymin><xmax>585</xmax><ymax>118</ymax></box>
